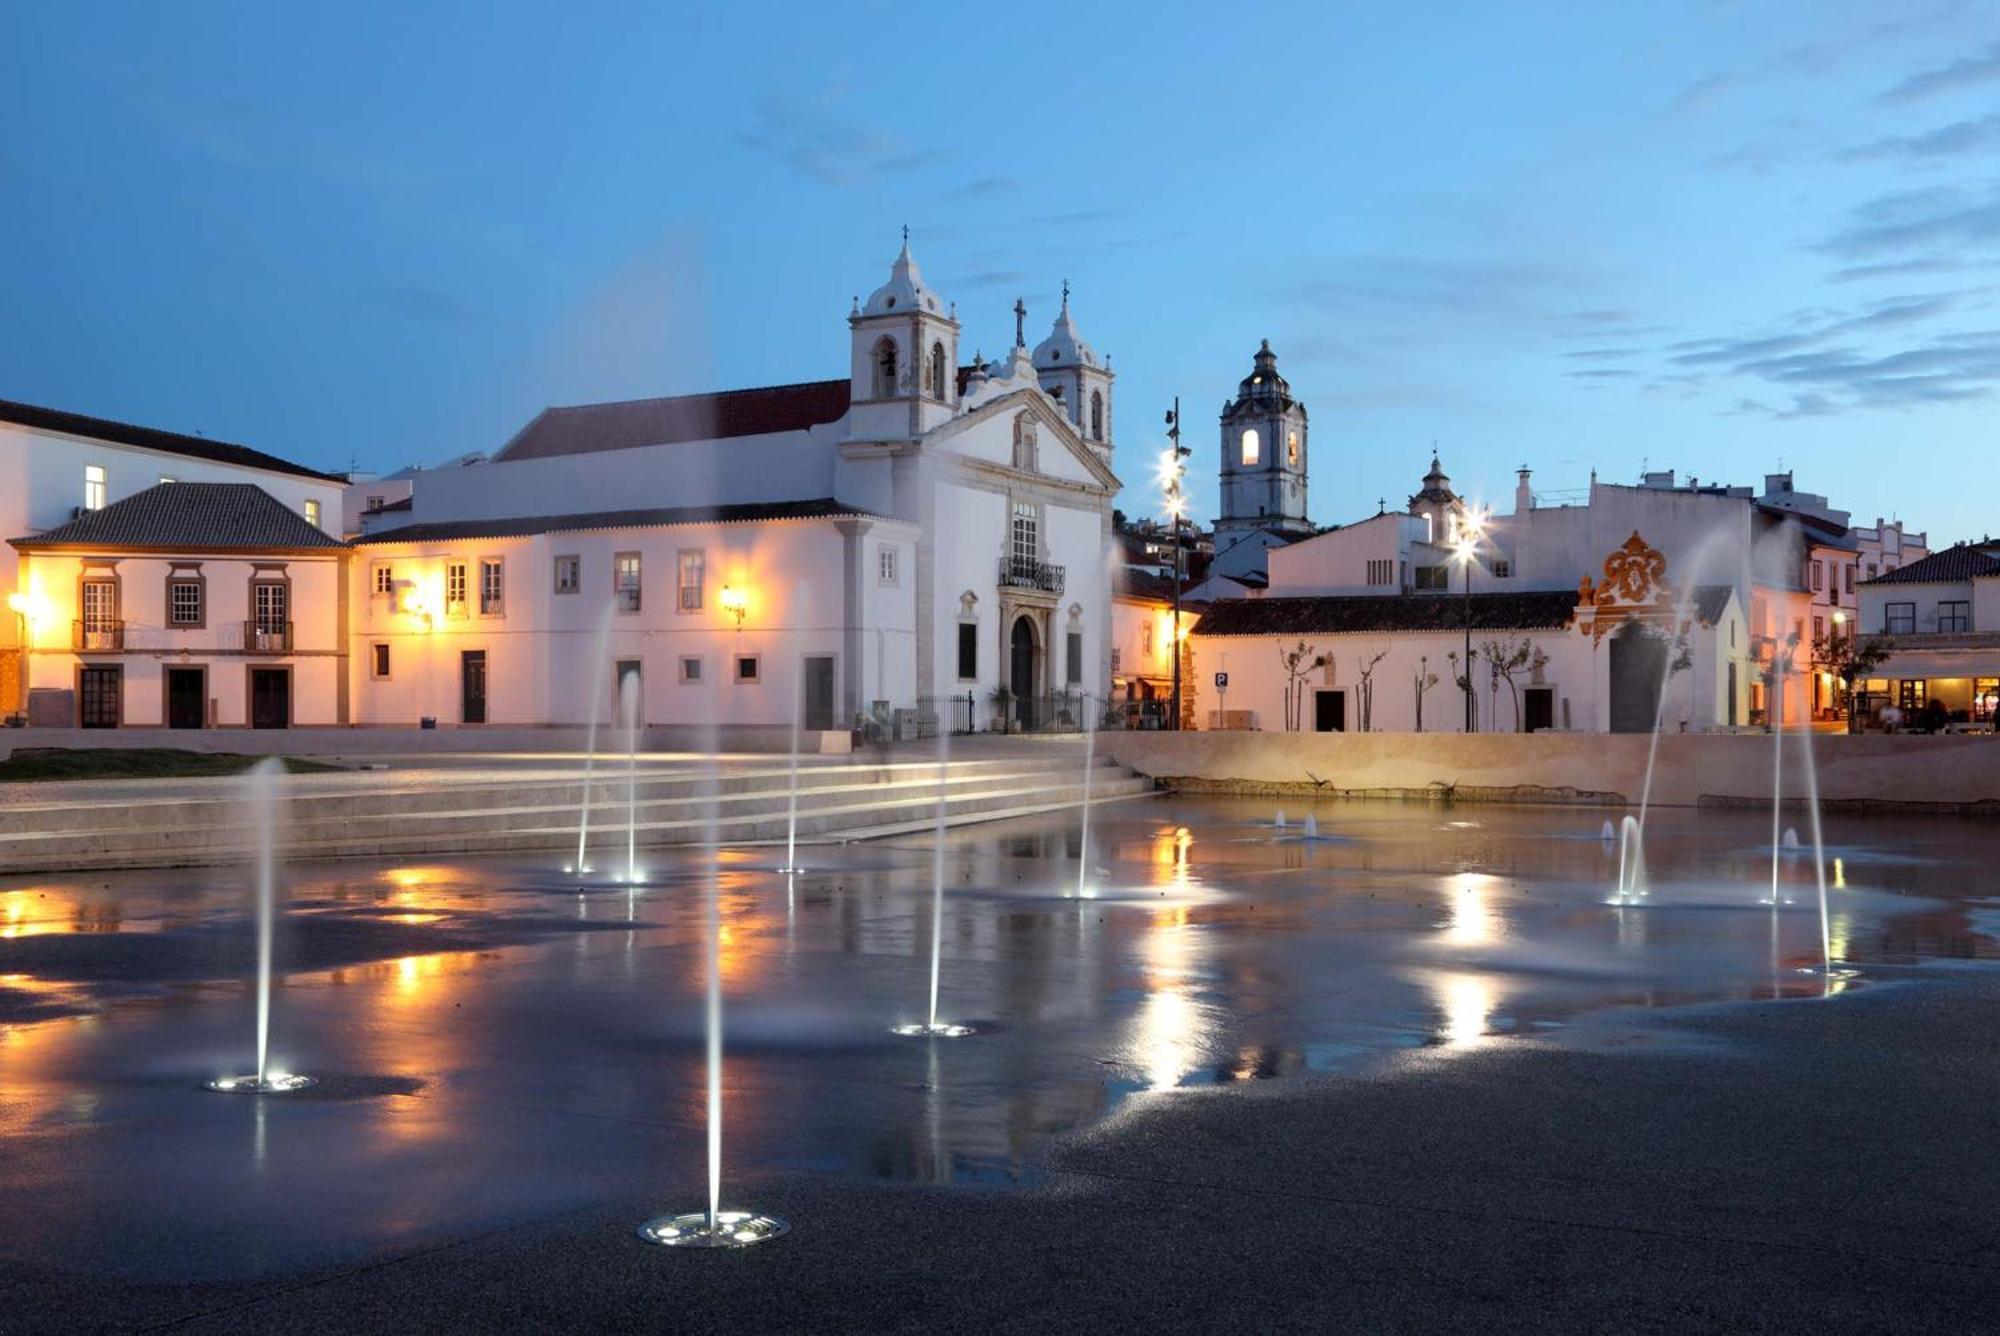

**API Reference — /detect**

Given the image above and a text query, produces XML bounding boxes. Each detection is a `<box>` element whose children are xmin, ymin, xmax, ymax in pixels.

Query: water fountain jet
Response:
<box><xmin>894</xmin><ymin>721</ymin><xmax>975</xmax><ymax>1037</ymax></box>
<box><xmin>569</xmin><ymin>599</ymin><xmax>616</xmax><ymax>876</ymax></box>
<box><xmin>207</xmin><ymin>759</ymin><xmax>315</xmax><ymax>1094</ymax></box>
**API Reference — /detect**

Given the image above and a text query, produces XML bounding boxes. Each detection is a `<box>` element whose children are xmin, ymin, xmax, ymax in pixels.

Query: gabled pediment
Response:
<box><xmin>924</xmin><ymin>388</ymin><xmax>1120</xmax><ymax>491</ymax></box>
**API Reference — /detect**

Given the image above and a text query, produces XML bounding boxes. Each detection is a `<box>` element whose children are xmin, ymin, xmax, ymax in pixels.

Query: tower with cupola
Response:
<box><xmin>848</xmin><ymin>232</ymin><xmax>960</xmax><ymax>440</ymax></box>
<box><xmin>1215</xmin><ymin>339</ymin><xmax>1310</xmax><ymax>541</ymax></box>
<box><xmin>1031</xmin><ymin>282</ymin><xmax>1115</xmax><ymax>464</ymax></box>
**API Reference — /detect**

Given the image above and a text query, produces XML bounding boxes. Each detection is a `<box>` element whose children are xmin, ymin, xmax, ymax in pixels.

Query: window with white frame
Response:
<box><xmin>445</xmin><ymin>562</ymin><xmax>468</xmax><ymax>617</ymax></box>
<box><xmin>1010</xmin><ymin>501</ymin><xmax>1038</xmax><ymax>571</ymax></box>
<box><xmin>304</xmin><ymin>499</ymin><xmax>322</xmax><ymax>530</ymax></box>
<box><xmin>679</xmin><ymin>655</ymin><xmax>702</xmax><ymax>684</ymax></box>
<box><xmin>878</xmin><ymin>546</ymin><xmax>899</xmax><ymax>586</ymax></box>
<box><xmin>735</xmin><ymin>654</ymin><xmax>760</xmax><ymax>684</ymax></box>
<box><xmin>84</xmin><ymin>464</ymin><xmax>106</xmax><ymax>511</ymax></box>
<box><xmin>168</xmin><ymin>578</ymin><xmax>203</xmax><ymax>627</ymax></box>
<box><xmin>372</xmin><ymin>563</ymin><xmax>395</xmax><ymax>596</ymax></box>
<box><xmin>479</xmin><ymin>558</ymin><xmax>503</xmax><ymax>615</ymax></box>
<box><xmin>677</xmin><ymin>550</ymin><xmax>704</xmax><ymax>612</ymax></box>
<box><xmin>615</xmin><ymin>553</ymin><xmax>641</xmax><ymax>612</ymax></box>
<box><xmin>553</xmin><ymin>554</ymin><xmax>580</xmax><ymax>595</ymax></box>
<box><xmin>253</xmin><ymin>580</ymin><xmax>288</xmax><ymax>634</ymax></box>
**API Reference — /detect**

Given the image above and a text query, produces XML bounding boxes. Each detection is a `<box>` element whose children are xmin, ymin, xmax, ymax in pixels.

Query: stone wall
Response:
<box><xmin>1102</xmin><ymin>730</ymin><xmax>2000</xmax><ymax>814</ymax></box>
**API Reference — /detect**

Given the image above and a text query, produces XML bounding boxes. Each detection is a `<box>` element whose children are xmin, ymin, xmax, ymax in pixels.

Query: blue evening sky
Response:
<box><xmin>5</xmin><ymin>2</ymin><xmax>1999</xmax><ymax>541</ymax></box>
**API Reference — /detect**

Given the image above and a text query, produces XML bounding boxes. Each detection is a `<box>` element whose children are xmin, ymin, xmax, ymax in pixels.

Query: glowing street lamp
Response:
<box><xmin>1161</xmin><ymin>399</ymin><xmax>1191</xmax><ymax>730</ymax></box>
<box><xmin>719</xmin><ymin>585</ymin><xmax>748</xmax><ymax>628</ymax></box>
<box><xmin>1452</xmin><ymin>506</ymin><xmax>1489</xmax><ymax>733</ymax></box>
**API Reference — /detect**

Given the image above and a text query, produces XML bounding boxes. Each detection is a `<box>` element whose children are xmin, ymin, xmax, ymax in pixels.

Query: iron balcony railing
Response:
<box><xmin>73</xmin><ymin>620</ymin><xmax>124</xmax><ymax>651</ymax></box>
<box><xmin>243</xmin><ymin>620</ymin><xmax>294</xmax><ymax>653</ymax></box>
<box><xmin>998</xmin><ymin>556</ymin><xmax>1065</xmax><ymax>595</ymax></box>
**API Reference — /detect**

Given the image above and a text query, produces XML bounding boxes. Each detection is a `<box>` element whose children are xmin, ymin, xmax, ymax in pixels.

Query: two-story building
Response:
<box><xmin>1856</xmin><ymin>543</ymin><xmax>2000</xmax><ymax>727</ymax></box>
<box><xmin>8</xmin><ymin>483</ymin><xmax>348</xmax><ymax>727</ymax></box>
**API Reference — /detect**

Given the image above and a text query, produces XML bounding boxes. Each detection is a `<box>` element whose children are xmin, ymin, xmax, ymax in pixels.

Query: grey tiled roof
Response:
<box><xmin>495</xmin><ymin>380</ymin><xmax>850</xmax><ymax>461</ymax></box>
<box><xmin>1194</xmin><ymin>584</ymin><xmax>1736</xmax><ymax>637</ymax></box>
<box><xmin>1863</xmin><ymin>544</ymin><xmax>2000</xmax><ymax>585</ymax></box>
<box><xmin>10</xmin><ymin>483</ymin><xmax>344</xmax><ymax>552</ymax></box>
<box><xmin>354</xmin><ymin>497</ymin><xmax>878</xmax><ymax>545</ymax></box>
<box><xmin>0</xmin><ymin>397</ymin><xmax>342</xmax><ymax>481</ymax></box>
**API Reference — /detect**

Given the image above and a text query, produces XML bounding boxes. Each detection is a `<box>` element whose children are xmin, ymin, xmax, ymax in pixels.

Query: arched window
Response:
<box><xmin>1240</xmin><ymin>428</ymin><xmax>1260</xmax><ymax>466</ymax></box>
<box><xmin>873</xmin><ymin>337</ymin><xmax>898</xmax><ymax>399</ymax></box>
<box><xmin>928</xmin><ymin>342</ymin><xmax>947</xmax><ymax>401</ymax></box>
<box><xmin>1089</xmin><ymin>390</ymin><xmax>1104</xmax><ymax>441</ymax></box>
<box><xmin>1287</xmin><ymin>430</ymin><xmax>1299</xmax><ymax>468</ymax></box>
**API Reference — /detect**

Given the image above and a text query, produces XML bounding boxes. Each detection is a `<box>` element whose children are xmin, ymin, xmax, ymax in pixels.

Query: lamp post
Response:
<box><xmin>1452</xmin><ymin>511</ymin><xmax>1486</xmax><ymax>733</ymax></box>
<box><xmin>1161</xmin><ymin>399</ymin><xmax>1191</xmax><ymax>731</ymax></box>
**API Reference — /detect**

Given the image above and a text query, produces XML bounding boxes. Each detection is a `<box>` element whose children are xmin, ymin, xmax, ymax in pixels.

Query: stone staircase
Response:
<box><xmin>0</xmin><ymin>755</ymin><xmax>1157</xmax><ymax>872</ymax></box>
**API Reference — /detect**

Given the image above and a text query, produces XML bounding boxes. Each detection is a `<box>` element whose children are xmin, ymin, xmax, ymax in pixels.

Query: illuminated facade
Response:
<box><xmin>1856</xmin><ymin>543</ymin><xmax>2000</xmax><ymax>728</ymax></box>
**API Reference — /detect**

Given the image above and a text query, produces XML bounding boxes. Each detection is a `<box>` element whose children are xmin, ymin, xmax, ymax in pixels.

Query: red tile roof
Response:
<box><xmin>494</xmin><ymin>380</ymin><xmax>851</xmax><ymax>461</ymax></box>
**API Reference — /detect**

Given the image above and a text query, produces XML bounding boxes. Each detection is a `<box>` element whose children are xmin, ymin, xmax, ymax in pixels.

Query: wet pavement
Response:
<box><xmin>2</xmin><ymin>796</ymin><xmax>1998</xmax><ymax>1329</ymax></box>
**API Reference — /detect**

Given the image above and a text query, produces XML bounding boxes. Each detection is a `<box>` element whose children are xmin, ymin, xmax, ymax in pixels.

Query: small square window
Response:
<box><xmin>680</xmin><ymin>655</ymin><xmax>703</xmax><ymax>684</ymax></box>
<box><xmin>735</xmin><ymin>654</ymin><xmax>760</xmax><ymax>684</ymax></box>
<box><xmin>553</xmin><ymin>554</ymin><xmax>580</xmax><ymax>595</ymax></box>
<box><xmin>373</xmin><ymin>564</ymin><xmax>395</xmax><ymax>596</ymax></box>
<box><xmin>371</xmin><ymin>643</ymin><xmax>391</xmax><ymax>679</ymax></box>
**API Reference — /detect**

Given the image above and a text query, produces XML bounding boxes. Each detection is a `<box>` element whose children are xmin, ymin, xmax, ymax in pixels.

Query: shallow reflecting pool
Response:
<box><xmin>0</xmin><ymin>797</ymin><xmax>1991</xmax><ymax>1282</ymax></box>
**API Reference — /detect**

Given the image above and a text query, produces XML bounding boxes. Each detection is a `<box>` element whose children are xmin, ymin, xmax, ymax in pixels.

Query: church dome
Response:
<box><xmin>1032</xmin><ymin>288</ymin><xmax>1099</xmax><ymax>368</ymax></box>
<box><xmin>1222</xmin><ymin>339</ymin><xmax>1301</xmax><ymax>419</ymax></box>
<box><xmin>1409</xmin><ymin>455</ymin><xmax>1460</xmax><ymax>509</ymax></box>
<box><xmin>862</xmin><ymin>237</ymin><xmax>945</xmax><ymax>317</ymax></box>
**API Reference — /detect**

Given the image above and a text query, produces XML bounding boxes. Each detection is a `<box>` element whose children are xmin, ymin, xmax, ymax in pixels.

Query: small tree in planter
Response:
<box><xmin>1278</xmin><ymin>641</ymin><xmax>1327</xmax><ymax>732</ymax></box>
<box><xmin>1355</xmin><ymin>650</ymin><xmax>1388</xmax><ymax>732</ymax></box>
<box><xmin>1812</xmin><ymin>623</ymin><xmax>1893</xmax><ymax>733</ymax></box>
<box><xmin>988</xmin><ymin>684</ymin><xmax>1015</xmax><ymax>732</ymax></box>
<box><xmin>1412</xmin><ymin>656</ymin><xmax>1439</xmax><ymax>733</ymax></box>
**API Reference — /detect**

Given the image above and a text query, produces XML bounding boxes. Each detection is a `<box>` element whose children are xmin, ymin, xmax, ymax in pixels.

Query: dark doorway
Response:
<box><xmin>1608</xmin><ymin>622</ymin><xmax>1667</xmax><ymax>734</ymax></box>
<box><xmin>1727</xmin><ymin>663</ymin><xmax>1738</xmax><ymax>728</ymax></box>
<box><xmin>803</xmin><ymin>655</ymin><xmax>835</xmax><ymax>731</ymax></box>
<box><xmin>1524</xmin><ymin>686</ymin><xmax>1554</xmax><ymax>733</ymax></box>
<box><xmin>1313</xmin><ymin>689</ymin><xmax>1346</xmax><ymax>732</ymax></box>
<box><xmin>79</xmin><ymin>665</ymin><xmax>120</xmax><ymax>729</ymax></box>
<box><xmin>460</xmin><ymin>651</ymin><xmax>487</xmax><ymax>725</ymax></box>
<box><xmin>249</xmin><ymin>668</ymin><xmax>290</xmax><ymax>729</ymax></box>
<box><xmin>166</xmin><ymin>668</ymin><xmax>205</xmax><ymax>729</ymax></box>
<box><xmin>1010</xmin><ymin>617</ymin><xmax>1036</xmax><ymax>731</ymax></box>
<box><xmin>614</xmin><ymin>659</ymin><xmax>642</xmax><ymax>727</ymax></box>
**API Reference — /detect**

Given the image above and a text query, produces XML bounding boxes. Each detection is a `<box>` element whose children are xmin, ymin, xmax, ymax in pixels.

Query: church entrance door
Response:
<box><xmin>1010</xmin><ymin>617</ymin><xmax>1037</xmax><ymax>731</ymax></box>
<box><xmin>1608</xmin><ymin>621</ymin><xmax>1666</xmax><ymax>734</ymax></box>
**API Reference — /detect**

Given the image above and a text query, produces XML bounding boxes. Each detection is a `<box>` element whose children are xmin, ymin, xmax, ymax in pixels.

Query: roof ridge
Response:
<box><xmin>545</xmin><ymin>377</ymin><xmax>850</xmax><ymax>414</ymax></box>
<box><xmin>0</xmin><ymin>397</ymin><xmax>341</xmax><ymax>481</ymax></box>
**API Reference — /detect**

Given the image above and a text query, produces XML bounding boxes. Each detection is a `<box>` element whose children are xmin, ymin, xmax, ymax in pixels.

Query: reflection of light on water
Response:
<box><xmin>1443</xmin><ymin>875</ymin><xmax>1502</xmax><ymax>946</ymax></box>
<box><xmin>1128</xmin><ymin>904</ymin><xmax>1210</xmax><ymax>1090</ymax></box>
<box><xmin>1432</xmin><ymin>972</ymin><xmax>1497</xmax><ymax>1048</ymax></box>
<box><xmin>1150</xmin><ymin>826</ymin><xmax>1195</xmax><ymax>893</ymax></box>
<box><xmin>1833</xmin><ymin>857</ymin><xmax>1846</xmax><ymax>890</ymax></box>
<box><xmin>1829</xmin><ymin>913</ymin><xmax>1851</xmax><ymax>964</ymax></box>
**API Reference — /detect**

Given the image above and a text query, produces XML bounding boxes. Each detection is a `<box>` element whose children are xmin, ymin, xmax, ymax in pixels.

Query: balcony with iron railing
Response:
<box><xmin>73</xmin><ymin>620</ymin><xmax>124</xmax><ymax>651</ymax></box>
<box><xmin>998</xmin><ymin>556</ymin><xmax>1065</xmax><ymax>595</ymax></box>
<box><xmin>243</xmin><ymin>620</ymin><xmax>294</xmax><ymax>653</ymax></box>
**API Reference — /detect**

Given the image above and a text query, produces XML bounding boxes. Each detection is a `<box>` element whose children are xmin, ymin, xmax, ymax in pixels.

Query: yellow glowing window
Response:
<box><xmin>1240</xmin><ymin>429</ymin><xmax>1260</xmax><ymax>466</ymax></box>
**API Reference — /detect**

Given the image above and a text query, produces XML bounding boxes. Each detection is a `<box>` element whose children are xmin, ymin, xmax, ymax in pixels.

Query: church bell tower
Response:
<box><xmin>1215</xmin><ymin>339</ymin><xmax>1310</xmax><ymax>541</ymax></box>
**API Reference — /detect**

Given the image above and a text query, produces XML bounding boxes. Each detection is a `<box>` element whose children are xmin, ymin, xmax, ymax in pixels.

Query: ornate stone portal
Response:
<box><xmin>1576</xmin><ymin>532</ymin><xmax>1688</xmax><ymax>645</ymax></box>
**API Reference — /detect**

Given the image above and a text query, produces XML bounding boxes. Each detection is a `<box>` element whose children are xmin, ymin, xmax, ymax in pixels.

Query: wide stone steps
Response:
<box><xmin>0</xmin><ymin>758</ymin><xmax>1155</xmax><ymax>872</ymax></box>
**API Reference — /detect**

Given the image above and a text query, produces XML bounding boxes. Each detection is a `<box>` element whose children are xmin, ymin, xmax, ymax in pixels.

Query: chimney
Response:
<box><xmin>1514</xmin><ymin>465</ymin><xmax>1532</xmax><ymax>513</ymax></box>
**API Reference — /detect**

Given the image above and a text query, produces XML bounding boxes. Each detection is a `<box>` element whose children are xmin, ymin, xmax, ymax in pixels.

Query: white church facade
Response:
<box><xmin>351</xmin><ymin>242</ymin><xmax>1122</xmax><ymax>739</ymax></box>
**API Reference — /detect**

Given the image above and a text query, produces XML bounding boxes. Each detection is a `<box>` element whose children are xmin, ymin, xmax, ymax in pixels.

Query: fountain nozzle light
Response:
<box><xmin>638</xmin><ymin>1210</ymin><xmax>788</xmax><ymax>1249</ymax></box>
<box><xmin>891</xmin><ymin>1022</ymin><xmax>976</xmax><ymax>1038</ymax></box>
<box><xmin>205</xmin><ymin>1073</ymin><xmax>317</xmax><ymax>1094</ymax></box>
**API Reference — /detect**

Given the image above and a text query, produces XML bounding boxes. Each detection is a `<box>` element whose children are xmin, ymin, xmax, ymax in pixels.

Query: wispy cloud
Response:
<box><xmin>1829</xmin><ymin>255</ymin><xmax>1996</xmax><ymax>282</ymax></box>
<box><xmin>738</xmin><ymin>89</ymin><xmax>949</xmax><ymax>186</ymax></box>
<box><xmin>1671</xmin><ymin>71</ymin><xmax>1740</xmax><ymax>115</ymax></box>
<box><xmin>1818</xmin><ymin>181</ymin><xmax>2000</xmax><ymax>257</ymax></box>
<box><xmin>1838</xmin><ymin>113</ymin><xmax>2000</xmax><ymax>163</ymax></box>
<box><xmin>944</xmin><ymin>176</ymin><xmax>1016</xmax><ymax>202</ymax></box>
<box><xmin>1878</xmin><ymin>39</ymin><xmax>2000</xmax><ymax>105</ymax></box>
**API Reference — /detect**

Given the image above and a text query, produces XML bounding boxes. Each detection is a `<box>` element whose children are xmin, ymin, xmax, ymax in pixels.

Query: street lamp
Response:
<box><xmin>1452</xmin><ymin>508</ymin><xmax>1488</xmax><ymax>733</ymax></box>
<box><xmin>1161</xmin><ymin>399</ymin><xmax>1191</xmax><ymax>731</ymax></box>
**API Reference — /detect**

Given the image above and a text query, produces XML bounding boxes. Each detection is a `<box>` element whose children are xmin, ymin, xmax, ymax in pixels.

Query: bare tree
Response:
<box><xmin>1355</xmin><ymin>649</ymin><xmax>1388</xmax><ymax>732</ymax></box>
<box><xmin>1478</xmin><ymin>637</ymin><xmax>1537</xmax><ymax>732</ymax></box>
<box><xmin>1412</xmin><ymin>655</ymin><xmax>1439</xmax><ymax>732</ymax></box>
<box><xmin>1446</xmin><ymin>650</ymin><xmax>1478</xmax><ymax>732</ymax></box>
<box><xmin>1278</xmin><ymin>641</ymin><xmax>1327</xmax><ymax>732</ymax></box>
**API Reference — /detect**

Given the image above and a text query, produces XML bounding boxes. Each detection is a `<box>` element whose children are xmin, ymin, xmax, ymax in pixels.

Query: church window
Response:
<box><xmin>1240</xmin><ymin>429</ymin><xmax>1260</xmax><ymax>466</ymax></box>
<box><xmin>1090</xmin><ymin>391</ymin><xmax>1104</xmax><ymax>442</ymax></box>
<box><xmin>1012</xmin><ymin>415</ymin><xmax>1039</xmax><ymax>471</ymax></box>
<box><xmin>1011</xmin><ymin>501</ymin><xmax>1039</xmax><ymax>571</ymax></box>
<box><xmin>928</xmin><ymin>342</ymin><xmax>947</xmax><ymax>400</ymax></box>
<box><xmin>873</xmin><ymin>337</ymin><xmax>898</xmax><ymax>398</ymax></box>
<box><xmin>957</xmin><ymin>622</ymin><xmax>978</xmax><ymax>680</ymax></box>
<box><xmin>1066</xmin><ymin>631</ymin><xmax>1083</xmax><ymax>685</ymax></box>
<box><xmin>1287</xmin><ymin>431</ymin><xmax>1299</xmax><ymax>468</ymax></box>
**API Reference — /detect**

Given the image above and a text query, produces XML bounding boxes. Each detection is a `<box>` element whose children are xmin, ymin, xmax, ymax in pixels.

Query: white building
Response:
<box><xmin>355</xmin><ymin>241</ymin><xmax>1122</xmax><ymax>738</ymax></box>
<box><xmin>2</xmin><ymin>399</ymin><xmax>346</xmax><ymax>726</ymax></box>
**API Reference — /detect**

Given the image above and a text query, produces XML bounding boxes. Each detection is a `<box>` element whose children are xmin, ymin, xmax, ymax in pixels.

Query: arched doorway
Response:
<box><xmin>1010</xmin><ymin>616</ymin><xmax>1038</xmax><ymax>731</ymax></box>
<box><xmin>1608</xmin><ymin>620</ymin><xmax>1667</xmax><ymax>734</ymax></box>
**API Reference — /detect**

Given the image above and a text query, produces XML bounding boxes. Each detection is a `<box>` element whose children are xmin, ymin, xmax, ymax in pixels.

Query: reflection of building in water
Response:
<box><xmin>1126</xmin><ymin>904</ymin><xmax>1216</xmax><ymax>1090</ymax></box>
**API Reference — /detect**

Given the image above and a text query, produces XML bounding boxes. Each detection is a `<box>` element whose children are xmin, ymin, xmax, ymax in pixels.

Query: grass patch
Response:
<box><xmin>0</xmin><ymin>748</ymin><xmax>345</xmax><ymax>782</ymax></box>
